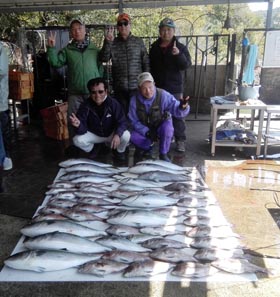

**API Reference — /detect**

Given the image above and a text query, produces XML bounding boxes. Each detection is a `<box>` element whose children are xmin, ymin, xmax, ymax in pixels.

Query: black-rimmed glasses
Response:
<box><xmin>117</xmin><ymin>21</ymin><xmax>129</xmax><ymax>27</ymax></box>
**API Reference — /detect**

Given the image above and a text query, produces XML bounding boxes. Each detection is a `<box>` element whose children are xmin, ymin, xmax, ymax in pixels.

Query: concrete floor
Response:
<box><xmin>0</xmin><ymin>113</ymin><xmax>279</xmax><ymax>296</ymax></box>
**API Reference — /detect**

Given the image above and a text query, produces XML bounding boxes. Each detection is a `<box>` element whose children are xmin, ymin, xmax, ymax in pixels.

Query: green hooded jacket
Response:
<box><xmin>47</xmin><ymin>42</ymin><xmax>103</xmax><ymax>95</ymax></box>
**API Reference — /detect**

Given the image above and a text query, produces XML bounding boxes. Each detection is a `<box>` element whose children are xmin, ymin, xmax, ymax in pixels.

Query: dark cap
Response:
<box><xmin>159</xmin><ymin>18</ymin><xmax>176</xmax><ymax>28</ymax></box>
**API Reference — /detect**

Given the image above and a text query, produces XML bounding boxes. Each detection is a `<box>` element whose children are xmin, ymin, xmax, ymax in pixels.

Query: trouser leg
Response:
<box><xmin>173</xmin><ymin>117</ymin><xmax>186</xmax><ymax>141</ymax></box>
<box><xmin>117</xmin><ymin>130</ymin><xmax>130</xmax><ymax>153</ymax></box>
<box><xmin>0</xmin><ymin>111</ymin><xmax>11</xmax><ymax>156</ymax></box>
<box><xmin>158</xmin><ymin>118</ymin><xmax>174</xmax><ymax>154</ymax></box>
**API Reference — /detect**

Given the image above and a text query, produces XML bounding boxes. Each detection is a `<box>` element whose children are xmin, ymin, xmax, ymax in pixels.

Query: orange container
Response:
<box><xmin>9</xmin><ymin>71</ymin><xmax>34</xmax><ymax>100</ymax></box>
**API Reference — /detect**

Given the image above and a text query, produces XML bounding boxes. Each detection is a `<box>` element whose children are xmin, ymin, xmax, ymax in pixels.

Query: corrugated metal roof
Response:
<box><xmin>0</xmin><ymin>0</ymin><xmax>270</xmax><ymax>13</ymax></box>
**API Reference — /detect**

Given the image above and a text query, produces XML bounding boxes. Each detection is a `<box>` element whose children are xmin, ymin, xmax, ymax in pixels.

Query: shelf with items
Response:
<box><xmin>209</xmin><ymin>99</ymin><xmax>266</xmax><ymax>157</ymax></box>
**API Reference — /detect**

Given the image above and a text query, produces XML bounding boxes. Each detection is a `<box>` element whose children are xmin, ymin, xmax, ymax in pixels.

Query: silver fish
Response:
<box><xmin>135</xmin><ymin>159</ymin><xmax>189</xmax><ymax>172</ymax></box>
<box><xmin>47</xmin><ymin>198</ymin><xmax>77</xmax><ymax>208</ymax></box>
<box><xmin>177</xmin><ymin>198</ymin><xmax>208</xmax><ymax>208</ymax></box>
<box><xmin>187</xmin><ymin>225</ymin><xmax>240</xmax><ymax>238</ymax></box>
<box><xmin>107</xmin><ymin>210</ymin><xmax>179</xmax><ymax>227</ymax></box>
<box><xmin>171</xmin><ymin>262</ymin><xmax>219</xmax><ymax>278</ymax></box>
<box><xmin>71</xmin><ymin>203</ymin><xmax>107</xmax><ymax>214</ymax></box>
<box><xmin>21</xmin><ymin>220</ymin><xmax>106</xmax><ymax>237</ymax></box>
<box><xmin>106</xmin><ymin>225</ymin><xmax>141</xmax><ymax>237</ymax></box>
<box><xmin>140</xmin><ymin>225</ymin><xmax>192</xmax><ymax>237</ymax></box>
<box><xmin>47</xmin><ymin>181</ymin><xmax>77</xmax><ymax>189</ymax></box>
<box><xmin>32</xmin><ymin>213</ymin><xmax>68</xmax><ymax>222</ymax></box>
<box><xmin>150</xmin><ymin>247</ymin><xmax>197</xmax><ymax>263</ymax></box>
<box><xmin>78</xmin><ymin>259</ymin><xmax>128</xmax><ymax>276</ymax></box>
<box><xmin>64</xmin><ymin>163</ymin><xmax>119</xmax><ymax>175</ymax></box>
<box><xmin>183</xmin><ymin>215</ymin><xmax>231</xmax><ymax>227</ymax></box>
<box><xmin>74</xmin><ymin>191</ymin><xmax>107</xmax><ymax>199</ymax></box>
<box><xmin>120</xmin><ymin>178</ymin><xmax>171</xmax><ymax>188</ymax></box>
<box><xmin>96</xmin><ymin>236</ymin><xmax>151</xmax><ymax>252</ymax></box>
<box><xmin>138</xmin><ymin>171</ymin><xmax>188</xmax><ymax>182</ymax></box>
<box><xmin>211</xmin><ymin>258</ymin><xmax>270</xmax><ymax>275</ymax></box>
<box><xmin>121</xmin><ymin>194</ymin><xmax>178</xmax><ymax>208</ymax></box>
<box><xmin>194</xmin><ymin>248</ymin><xmax>245</xmax><ymax>262</ymax></box>
<box><xmin>123</xmin><ymin>259</ymin><xmax>174</xmax><ymax>277</ymax></box>
<box><xmin>102</xmin><ymin>250</ymin><xmax>150</xmax><ymax>264</ymax></box>
<box><xmin>76</xmin><ymin>220</ymin><xmax>110</xmax><ymax>231</ymax></box>
<box><xmin>23</xmin><ymin>231</ymin><xmax>111</xmax><ymax>253</ymax></box>
<box><xmin>59</xmin><ymin>158</ymin><xmax>113</xmax><ymax>168</ymax></box>
<box><xmin>68</xmin><ymin>175</ymin><xmax>115</xmax><ymax>184</ymax></box>
<box><xmin>61</xmin><ymin>209</ymin><xmax>104</xmax><ymax>222</ymax></box>
<box><xmin>127</xmin><ymin>234</ymin><xmax>163</xmax><ymax>244</ymax></box>
<box><xmin>127</xmin><ymin>164</ymin><xmax>180</xmax><ymax>175</ymax></box>
<box><xmin>189</xmin><ymin>237</ymin><xmax>243</xmax><ymax>250</ymax></box>
<box><xmin>141</xmin><ymin>238</ymin><xmax>189</xmax><ymax>250</ymax></box>
<box><xmin>4</xmin><ymin>250</ymin><xmax>101</xmax><ymax>272</ymax></box>
<box><xmin>164</xmin><ymin>182</ymin><xmax>203</xmax><ymax>192</ymax></box>
<box><xmin>78</xmin><ymin>197</ymin><xmax>120</xmax><ymax>206</ymax></box>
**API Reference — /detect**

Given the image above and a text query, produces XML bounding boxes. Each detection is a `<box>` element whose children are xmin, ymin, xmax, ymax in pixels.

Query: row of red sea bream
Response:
<box><xmin>4</xmin><ymin>158</ymin><xmax>270</xmax><ymax>278</ymax></box>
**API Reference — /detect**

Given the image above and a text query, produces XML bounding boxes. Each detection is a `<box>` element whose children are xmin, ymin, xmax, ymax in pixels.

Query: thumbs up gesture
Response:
<box><xmin>172</xmin><ymin>40</ymin><xmax>179</xmax><ymax>55</ymax></box>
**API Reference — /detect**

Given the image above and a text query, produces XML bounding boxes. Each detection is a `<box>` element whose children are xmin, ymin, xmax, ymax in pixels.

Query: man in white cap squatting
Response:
<box><xmin>128</xmin><ymin>72</ymin><xmax>190</xmax><ymax>162</ymax></box>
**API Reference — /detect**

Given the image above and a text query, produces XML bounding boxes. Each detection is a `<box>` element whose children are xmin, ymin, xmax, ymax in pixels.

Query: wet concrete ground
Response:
<box><xmin>0</xmin><ymin>113</ymin><xmax>279</xmax><ymax>296</ymax></box>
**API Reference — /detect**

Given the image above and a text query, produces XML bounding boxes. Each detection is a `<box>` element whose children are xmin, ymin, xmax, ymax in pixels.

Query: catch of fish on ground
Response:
<box><xmin>2</xmin><ymin>158</ymin><xmax>272</xmax><ymax>280</ymax></box>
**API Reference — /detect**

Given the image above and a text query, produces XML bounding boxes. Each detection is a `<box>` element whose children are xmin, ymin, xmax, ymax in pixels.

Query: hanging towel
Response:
<box><xmin>242</xmin><ymin>44</ymin><xmax>258</xmax><ymax>85</ymax></box>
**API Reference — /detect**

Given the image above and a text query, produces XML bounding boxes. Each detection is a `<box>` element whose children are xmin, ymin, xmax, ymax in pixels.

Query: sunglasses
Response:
<box><xmin>117</xmin><ymin>21</ymin><xmax>129</xmax><ymax>27</ymax></box>
<box><xmin>90</xmin><ymin>90</ymin><xmax>105</xmax><ymax>95</ymax></box>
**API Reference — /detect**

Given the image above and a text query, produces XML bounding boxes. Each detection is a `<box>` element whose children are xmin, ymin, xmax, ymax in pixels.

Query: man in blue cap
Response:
<box><xmin>149</xmin><ymin>17</ymin><xmax>192</xmax><ymax>153</ymax></box>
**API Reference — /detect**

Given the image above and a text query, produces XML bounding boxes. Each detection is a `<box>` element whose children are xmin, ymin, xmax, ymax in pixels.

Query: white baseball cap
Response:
<box><xmin>137</xmin><ymin>72</ymin><xmax>154</xmax><ymax>87</ymax></box>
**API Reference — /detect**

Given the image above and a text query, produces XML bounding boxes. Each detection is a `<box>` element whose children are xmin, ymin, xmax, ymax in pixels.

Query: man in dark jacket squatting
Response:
<box><xmin>69</xmin><ymin>77</ymin><xmax>130</xmax><ymax>161</ymax></box>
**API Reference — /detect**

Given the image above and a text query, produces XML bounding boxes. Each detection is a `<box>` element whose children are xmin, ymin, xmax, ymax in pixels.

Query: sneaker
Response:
<box><xmin>176</xmin><ymin>140</ymin><xmax>186</xmax><ymax>152</ymax></box>
<box><xmin>159</xmin><ymin>154</ymin><xmax>171</xmax><ymax>162</ymax></box>
<box><xmin>112</xmin><ymin>150</ymin><xmax>126</xmax><ymax>161</ymax></box>
<box><xmin>3</xmin><ymin>157</ymin><xmax>13</xmax><ymax>170</ymax></box>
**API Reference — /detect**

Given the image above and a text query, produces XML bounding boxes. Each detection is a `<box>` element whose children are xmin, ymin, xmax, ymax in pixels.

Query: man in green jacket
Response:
<box><xmin>47</xmin><ymin>19</ymin><xmax>103</xmax><ymax>149</ymax></box>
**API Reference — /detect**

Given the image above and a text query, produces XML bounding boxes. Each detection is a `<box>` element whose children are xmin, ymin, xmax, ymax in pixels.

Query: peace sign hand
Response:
<box><xmin>48</xmin><ymin>31</ymin><xmax>57</xmax><ymax>47</ymax></box>
<box><xmin>172</xmin><ymin>40</ymin><xmax>179</xmax><ymax>55</ymax></box>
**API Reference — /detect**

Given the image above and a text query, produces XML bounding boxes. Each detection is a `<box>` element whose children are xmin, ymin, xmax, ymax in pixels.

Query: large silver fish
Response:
<box><xmin>64</xmin><ymin>163</ymin><xmax>119</xmax><ymax>175</ymax></box>
<box><xmin>23</xmin><ymin>231</ymin><xmax>111</xmax><ymax>253</ymax></box>
<box><xmin>150</xmin><ymin>247</ymin><xmax>197</xmax><ymax>263</ymax></box>
<box><xmin>211</xmin><ymin>258</ymin><xmax>271</xmax><ymax>275</ymax></box>
<box><xmin>96</xmin><ymin>236</ymin><xmax>151</xmax><ymax>252</ymax></box>
<box><xmin>4</xmin><ymin>250</ymin><xmax>102</xmax><ymax>272</ymax></box>
<box><xmin>119</xmin><ymin>178</ymin><xmax>172</xmax><ymax>188</ymax></box>
<box><xmin>102</xmin><ymin>250</ymin><xmax>150</xmax><ymax>264</ymax></box>
<box><xmin>78</xmin><ymin>259</ymin><xmax>128</xmax><ymax>276</ymax></box>
<box><xmin>171</xmin><ymin>262</ymin><xmax>219</xmax><ymax>278</ymax></box>
<box><xmin>141</xmin><ymin>238</ymin><xmax>189</xmax><ymax>250</ymax></box>
<box><xmin>121</xmin><ymin>194</ymin><xmax>178</xmax><ymax>208</ymax></box>
<box><xmin>107</xmin><ymin>210</ymin><xmax>179</xmax><ymax>227</ymax></box>
<box><xmin>135</xmin><ymin>159</ymin><xmax>189</xmax><ymax>172</ymax></box>
<box><xmin>127</xmin><ymin>164</ymin><xmax>181</xmax><ymax>175</ymax></box>
<box><xmin>138</xmin><ymin>171</ymin><xmax>188</xmax><ymax>182</ymax></box>
<box><xmin>194</xmin><ymin>248</ymin><xmax>245</xmax><ymax>262</ymax></box>
<box><xmin>21</xmin><ymin>220</ymin><xmax>106</xmax><ymax>237</ymax></box>
<box><xmin>187</xmin><ymin>225</ymin><xmax>240</xmax><ymax>238</ymax></box>
<box><xmin>123</xmin><ymin>259</ymin><xmax>174</xmax><ymax>277</ymax></box>
<box><xmin>106</xmin><ymin>225</ymin><xmax>141</xmax><ymax>237</ymax></box>
<box><xmin>140</xmin><ymin>225</ymin><xmax>192</xmax><ymax>237</ymax></box>
<box><xmin>59</xmin><ymin>158</ymin><xmax>114</xmax><ymax>168</ymax></box>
